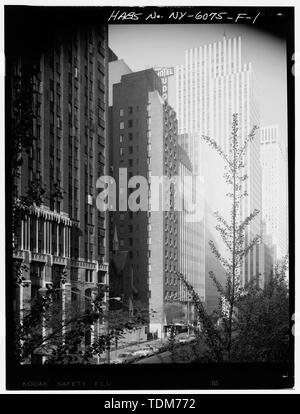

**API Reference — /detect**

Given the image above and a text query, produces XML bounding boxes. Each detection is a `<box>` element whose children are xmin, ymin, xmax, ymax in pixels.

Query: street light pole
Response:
<box><xmin>104</xmin><ymin>296</ymin><xmax>122</xmax><ymax>364</ymax></box>
<box><xmin>187</xmin><ymin>298</ymin><xmax>190</xmax><ymax>335</ymax></box>
<box><xmin>63</xmin><ymin>289</ymin><xmax>122</xmax><ymax>364</ymax></box>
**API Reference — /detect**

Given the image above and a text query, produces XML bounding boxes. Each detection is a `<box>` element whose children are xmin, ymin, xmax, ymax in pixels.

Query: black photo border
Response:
<box><xmin>4</xmin><ymin>5</ymin><xmax>295</xmax><ymax>391</ymax></box>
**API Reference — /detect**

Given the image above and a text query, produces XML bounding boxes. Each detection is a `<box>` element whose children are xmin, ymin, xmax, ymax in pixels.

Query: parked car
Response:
<box><xmin>176</xmin><ymin>333</ymin><xmax>197</xmax><ymax>344</ymax></box>
<box><xmin>175</xmin><ymin>333</ymin><xmax>189</xmax><ymax>344</ymax></box>
<box><xmin>132</xmin><ymin>348</ymin><xmax>154</xmax><ymax>358</ymax></box>
<box><xmin>149</xmin><ymin>346</ymin><xmax>160</xmax><ymax>354</ymax></box>
<box><xmin>119</xmin><ymin>352</ymin><xmax>138</xmax><ymax>364</ymax></box>
<box><xmin>143</xmin><ymin>344</ymin><xmax>160</xmax><ymax>354</ymax></box>
<box><xmin>111</xmin><ymin>352</ymin><xmax>137</xmax><ymax>364</ymax></box>
<box><xmin>187</xmin><ymin>334</ymin><xmax>196</xmax><ymax>343</ymax></box>
<box><xmin>110</xmin><ymin>358</ymin><xmax>123</xmax><ymax>364</ymax></box>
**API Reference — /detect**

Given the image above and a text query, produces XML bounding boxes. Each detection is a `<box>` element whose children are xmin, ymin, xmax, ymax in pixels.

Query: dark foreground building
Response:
<box><xmin>8</xmin><ymin>16</ymin><xmax>109</xmax><ymax>362</ymax></box>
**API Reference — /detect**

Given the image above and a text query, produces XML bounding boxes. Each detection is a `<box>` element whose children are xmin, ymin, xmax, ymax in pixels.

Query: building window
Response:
<box><xmin>128</xmin><ymin>120</ymin><xmax>133</xmax><ymax>128</ymax></box>
<box><xmin>85</xmin><ymin>270</ymin><xmax>93</xmax><ymax>283</ymax></box>
<box><xmin>120</xmin><ymin>134</ymin><xmax>124</xmax><ymax>143</ymax></box>
<box><xmin>120</xmin><ymin>108</ymin><xmax>124</xmax><ymax>116</ymax></box>
<box><xmin>128</xmin><ymin>106</ymin><xmax>133</xmax><ymax>115</ymax></box>
<box><xmin>120</xmin><ymin>121</ymin><xmax>125</xmax><ymax>130</ymax></box>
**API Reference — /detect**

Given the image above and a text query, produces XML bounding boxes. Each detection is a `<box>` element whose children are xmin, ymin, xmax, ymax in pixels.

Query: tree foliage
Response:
<box><xmin>15</xmin><ymin>280</ymin><xmax>148</xmax><ymax>364</ymax></box>
<box><xmin>231</xmin><ymin>255</ymin><xmax>289</xmax><ymax>362</ymax></box>
<box><xmin>176</xmin><ymin>114</ymin><xmax>289</xmax><ymax>363</ymax></box>
<box><xmin>203</xmin><ymin>114</ymin><xmax>260</xmax><ymax>360</ymax></box>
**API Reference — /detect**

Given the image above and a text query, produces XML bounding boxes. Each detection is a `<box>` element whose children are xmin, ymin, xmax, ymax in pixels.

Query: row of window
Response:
<box><xmin>165</xmin><ymin>290</ymin><xmax>179</xmax><ymax>300</ymax></box>
<box><xmin>119</xmin><ymin>145</ymin><xmax>136</xmax><ymax>156</ymax></box>
<box><xmin>119</xmin><ymin>106</ymin><xmax>134</xmax><ymax>117</ymax></box>
<box><xmin>120</xmin><ymin>119</ymin><xmax>135</xmax><ymax>129</ymax></box>
<box><xmin>165</xmin><ymin>276</ymin><xmax>178</xmax><ymax>286</ymax></box>
<box><xmin>119</xmin><ymin>132</ymin><xmax>134</xmax><ymax>142</ymax></box>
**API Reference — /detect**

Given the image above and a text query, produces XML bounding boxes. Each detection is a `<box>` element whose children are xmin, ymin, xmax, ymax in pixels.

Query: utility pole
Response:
<box><xmin>187</xmin><ymin>298</ymin><xmax>190</xmax><ymax>335</ymax></box>
<box><xmin>106</xmin><ymin>299</ymin><xmax>110</xmax><ymax>364</ymax></box>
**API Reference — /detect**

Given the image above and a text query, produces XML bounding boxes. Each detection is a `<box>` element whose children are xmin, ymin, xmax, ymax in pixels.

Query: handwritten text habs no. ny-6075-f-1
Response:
<box><xmin>108</xmin><ymin>10</ymin><xmax>261</xmax><ymax>24</ymax></box>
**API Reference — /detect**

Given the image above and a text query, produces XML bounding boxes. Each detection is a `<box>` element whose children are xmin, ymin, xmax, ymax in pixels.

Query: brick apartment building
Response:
<box><xmin>109</xmin><ymin>68</ymin><xmax>180</xmax><ymax>338</ymax></box>
<box><xmin>8</xmin><ymin>18</ymin><xmax>109</xmax><ymax>360</ymax></box>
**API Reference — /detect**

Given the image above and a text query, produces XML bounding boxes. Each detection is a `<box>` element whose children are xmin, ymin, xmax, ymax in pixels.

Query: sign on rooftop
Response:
<box><xmin>154</xmin><ymin>67</ymin><xmax>175</xmax><ymax>101</ymax></box>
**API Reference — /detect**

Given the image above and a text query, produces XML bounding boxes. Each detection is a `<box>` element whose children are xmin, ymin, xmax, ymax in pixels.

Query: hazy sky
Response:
<box><xmin>109</xmin><ymin>24</ymin><xmax>287</xmax><ymax>145</ymax></box>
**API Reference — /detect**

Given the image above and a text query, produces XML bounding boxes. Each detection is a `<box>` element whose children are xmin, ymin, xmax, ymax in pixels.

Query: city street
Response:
<box><xmin>99</xmin><ymin>334</ymin><xmax>201</xmax><ymax>364</ymax></box>
<box><xmin>105</xmin><ymin>338</ymin><xmax>169</xmax><ymax>363</ymax></box>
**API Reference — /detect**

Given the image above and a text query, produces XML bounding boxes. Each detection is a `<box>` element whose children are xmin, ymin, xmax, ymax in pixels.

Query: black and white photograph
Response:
<box><xmin>3</xmin><ymin>4</ymin><xmax>295</xmax><ymax>391</ymax></box>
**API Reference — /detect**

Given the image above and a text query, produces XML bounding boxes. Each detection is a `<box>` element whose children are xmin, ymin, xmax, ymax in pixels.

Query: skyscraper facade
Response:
<box><xmin>259</xmin><ymin>221</ymin><xmax>276</xmax><ymax>286</ymax></box>
<box><xmin>147</xmin><ymin>89</ymin><xmax>179</xmax><ymax>337</ymax></box>
<box><xmin>175</xmin><ymin>35</ymin><xmax>262</xmax><ymax>287</ymax></box>
<box><xmin>109</xmin><ymin>68</ymin><xmax>181</xmax><ymax>338</ymax></box>
<box><xmin>179</xmin><ymin>131</ymin><xmax>227</xmax><ymax>313</ymax></box>
<box><xmin>177</xmin><ymin>145</ymin><xmax>205</xmax><ymax>326</ymax></box>
<box><xmin>11</xmin><ymin>23</ymin><xmax>109</xmax><ymax>352</ymax></box>
<box><xmin>177</xmin><ymin>142</ymin><xmax>205</xmax><ymax>302</ymax></box>
<box><xmin>109</xmin><ymin>69</ymin><xmax>162</xmax><ymax>314</ymax></box>
<box><xmin>260</xmin><ymin>125</ymin><xmax>288</xmax><ymax>259</ymax></box>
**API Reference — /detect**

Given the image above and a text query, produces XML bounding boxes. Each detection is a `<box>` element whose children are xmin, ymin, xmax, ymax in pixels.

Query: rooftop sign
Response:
<box><xmin>154</xmin><ymin>67</ymin><xmax>175</xmax><ymax>101</ymax></box>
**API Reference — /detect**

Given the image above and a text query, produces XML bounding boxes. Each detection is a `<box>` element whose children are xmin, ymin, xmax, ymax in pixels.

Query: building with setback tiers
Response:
<box><xmin>175</xmin><ymin>36</ymin><xmax>263</xmax><ymax>288</ymax></box>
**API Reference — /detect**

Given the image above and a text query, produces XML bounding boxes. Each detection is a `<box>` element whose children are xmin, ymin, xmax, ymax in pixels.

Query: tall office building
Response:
<box><xmin>259</xmin><ymin>221</ymin><xmax>276</xmax><ymax>286</ymax></box>
<box><xmin>175</xmin><ymin>36</ymin><xmax>262</xmax><ymax>287</ymax></box>
<box><xmin>108</xmin><ymin>54</ymin><xmax>132</xmax><ymax>258</ymax></box>
<box><xmin>177</xmin><ymin>142</ymin><xmax>205</xmax><ymax>298</ymax></box>
<box><xmin>110</xmin><ymin>68</ymin><xmax>180</xmax><ymax>338</ymax></box>
<box><xmin>260</xmin><ymin>125</ymin><xmax>288</xmax><ymax>260</ymax></box>
<box><xmin>10</xmin><ymin>23</ymin><xmax>109</xmax><ymax>354</ymax></box>
<box><xmin>179</xmin><ymin>131</ymin><xmax>226</xmax><ymax>313</ymax></box>
<box><xmin>177</xmin><ymin>145</ymin><xmax>205</xmax><ymax>324</ymax></box>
